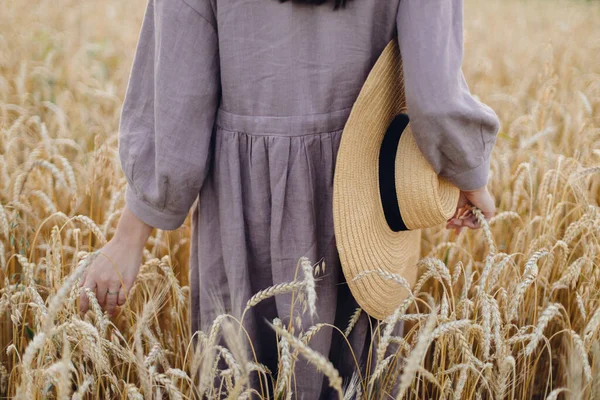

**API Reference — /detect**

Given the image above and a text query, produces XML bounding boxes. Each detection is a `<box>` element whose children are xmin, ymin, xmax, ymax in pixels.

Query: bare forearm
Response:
<box><xmin>113</xmin><ymin>205</ymin><xmax>153</xmax><ymax>248</ymax></box>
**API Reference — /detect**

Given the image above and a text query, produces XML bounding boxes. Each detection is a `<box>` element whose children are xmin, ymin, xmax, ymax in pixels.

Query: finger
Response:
<box><xmin>463</xmin><ymin>215</ymin><xmax>480</xmax><ymax>229</ymax></box>
<box><xmin>79</xmin><ymin>269</ymin><xmax>88</xmax><ymax>288</ymax></box>
<box><xmin>480</xmin><ymin>190</ymin><xmax>496</xmax><ymax>220</ymax></box>
<box><xmin>78</xmin><ymin>272</ymin><xmax>87</xmax><ymax>313</ymax></box>
<box><xmin>457</xmin><ymin>193</ymin><xmax>469</xmax><ymax>209</ymax></box>
<box><xmin>117</xmin><ymin>285</ymin><xmax>128</xmax><ymax>307</ymax></box>
<box><xmin>447</xmin><ymin>220</ymin><xmax>466</xmax><ymax>235</ymax></box>
<box><xmin>96</xmin><ymin>284</ymin><xmax>108</xmax><ymax>313</ymax></box>
<box><xmin>105</xmin><ymin>286</ymin><xmax>120</xmax><ymax>317</ymax></box>
<box><xmin>79</xmin><ymin>281</ymin><xmax>96</xmax><ymax>316</ymax></box>
<box><xmin>451</xmin><ymin>193</ymin><xmax>468</xmax><ymax>219</ymax></box>
<box><xmin>458</xmin><ymin>206</ymin><xmax>472</xmax><ymax>219</ymax></box>
<box><xmin>474</xmin><ymin>204</ymin><xmax>494</xmax><ymax>220</ymax></box>
<box><xmin>482</xmin><ymin>208</ymin><xmax>496</xmax><ymax>221</ymax></box>
<box><xmin>449</xmin><ymin>218</ymin><xmax>464</xmax><ymax>227</ymax></box>
<box><xmin>79</xmin><ymin>287</ymin><xmax>88</xmax><ymax>316</ymax></box>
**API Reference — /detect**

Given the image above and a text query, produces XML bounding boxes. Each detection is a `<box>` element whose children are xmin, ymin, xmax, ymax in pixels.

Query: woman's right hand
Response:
<box><xmin>78</xmin><ymin>206</ymin><xmax>153</xmax><ymax>317</ymax></box>
<box><xmin>446</xmin><ymin>186</ymin><xmax>496</xmax><ymax>233</ymax></box>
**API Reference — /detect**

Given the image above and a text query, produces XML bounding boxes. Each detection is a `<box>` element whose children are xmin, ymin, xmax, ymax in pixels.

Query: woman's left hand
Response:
<box><xmin>78</xmin><ymin>206</ymin><xmax>152</xmax><ymax>317</ymax></box>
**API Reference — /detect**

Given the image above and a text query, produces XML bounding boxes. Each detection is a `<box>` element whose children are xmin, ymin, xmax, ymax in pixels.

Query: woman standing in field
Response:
<box><xmin>79</xmin><ymin>0</ymin><xmax>499</xmax><ymax>397</ymax></box>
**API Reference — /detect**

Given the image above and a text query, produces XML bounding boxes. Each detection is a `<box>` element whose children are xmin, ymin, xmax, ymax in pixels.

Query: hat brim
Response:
<box><xmin>333</xmin><ymin>39</ymin><xmax>461</xmax><ymax>320</ymax></box>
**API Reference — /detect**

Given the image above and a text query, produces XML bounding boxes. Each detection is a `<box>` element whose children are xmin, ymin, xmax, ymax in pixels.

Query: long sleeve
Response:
<box><xmin>397</xmin><ymin>0</ymin><xmax>500</xmax><ymax>191</ymax></box>
<box><xmin>118</xmin><ymin>0</ymin><xmax>220</xmax><ymax>230</ymax></box>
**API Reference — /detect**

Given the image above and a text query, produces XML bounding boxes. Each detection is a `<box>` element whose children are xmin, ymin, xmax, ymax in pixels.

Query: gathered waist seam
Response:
<box><xmin>215</xmin><ymin>107</ymin><xmax>352</xmax><ymax>137</ymax></box>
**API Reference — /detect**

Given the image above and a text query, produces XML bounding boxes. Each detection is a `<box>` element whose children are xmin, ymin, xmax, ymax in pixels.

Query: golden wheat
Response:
<box><xmin>1</xmin><ymin>0</ymin><xmax>600</xmax><ymax>398</ymax></box>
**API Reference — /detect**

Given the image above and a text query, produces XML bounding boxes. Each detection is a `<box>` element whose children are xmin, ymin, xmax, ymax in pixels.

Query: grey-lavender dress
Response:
<box><xmin>118</xmin><ymin>0</ymin><xmax>500</xmax><ymax>397</ymax></box>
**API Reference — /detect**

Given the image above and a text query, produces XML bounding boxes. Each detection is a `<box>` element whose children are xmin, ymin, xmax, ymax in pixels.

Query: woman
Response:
<box><xmin>79</xmin><ymin>0</ymin><xmax>498</xmax><ymax>397</ymax></box>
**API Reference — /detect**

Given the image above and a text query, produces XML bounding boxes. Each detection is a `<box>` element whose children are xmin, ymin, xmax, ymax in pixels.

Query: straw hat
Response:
<box><xmin>333</xmin><ymin>39</ymin><xmax>460</xmax><ymax>320</ymax></box>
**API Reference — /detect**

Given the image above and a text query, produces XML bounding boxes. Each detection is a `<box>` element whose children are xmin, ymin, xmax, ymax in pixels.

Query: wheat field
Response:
<box><xmin>1</xmin><ymin>0</ymin><xmax>600</xmax><ymax>398</ymax></box>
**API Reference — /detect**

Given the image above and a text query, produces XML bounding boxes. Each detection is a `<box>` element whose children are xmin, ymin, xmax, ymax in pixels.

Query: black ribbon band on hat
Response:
<box><xmin>379</xmin><ymin>113</ymin><xmax>410</xmax><ymax>232</ymax></box>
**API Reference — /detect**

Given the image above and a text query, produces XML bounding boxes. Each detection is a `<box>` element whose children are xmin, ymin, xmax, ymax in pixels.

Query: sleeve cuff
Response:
<box><xmin>444</xmin><ymin>156</ymin><xmax>491</xmax><ymax>191</ymax></box>
<box><xmin>125</xmin><ymin>185</ymin><xmax>188</xmax><ymax>231</ymax></box>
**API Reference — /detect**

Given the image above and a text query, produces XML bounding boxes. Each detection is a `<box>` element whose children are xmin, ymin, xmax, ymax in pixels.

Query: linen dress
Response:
<box><xmin>117</xmin><ymin>0</ymin><xmax>500</xmax><ymax>397</ymax></box>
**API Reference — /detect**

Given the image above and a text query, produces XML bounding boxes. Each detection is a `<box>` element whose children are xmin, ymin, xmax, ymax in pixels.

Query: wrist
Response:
<box><xmin>113</xmin><ymin>206</ymin><xmax>153</xmax><ymax>248</ymax></box>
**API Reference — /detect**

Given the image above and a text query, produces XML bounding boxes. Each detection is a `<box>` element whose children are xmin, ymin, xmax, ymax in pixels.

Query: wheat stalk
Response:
<box><xmin>396</xmin><ymin>310</ymin><xmax>438</xmax><ymax>398</ymax></box>
<box><xmin>272</xmin><ymin>323</ymin><xmax>343</xmax><ymax>398</ymax></box>
<box><xmin>524</xmin><ymin>303</ymin><xmax>563</xmax><ymax>356</ymax></box>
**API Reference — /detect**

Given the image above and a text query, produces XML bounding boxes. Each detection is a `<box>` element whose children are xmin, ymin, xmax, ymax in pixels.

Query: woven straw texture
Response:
<box><xmin>333</xmin><ymin>39</ymin><xmax>459</xmax><ymax>319</ymax></box>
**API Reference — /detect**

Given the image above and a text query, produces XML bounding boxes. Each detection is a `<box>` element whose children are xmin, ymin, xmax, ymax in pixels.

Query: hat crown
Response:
<box><xmin>333</xmin><ymin>39</ymin><xmax>460</xmax><ymax>319</ymax></box>
<box><xmin>378</xmin><ymin>112</ymin><xmax>459</xmax><ymax>232</ymax></box>
<box><xmin>392</xmin><ymin>123</ymin><xmax>459</xmax><ymax>230</ymax></box>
